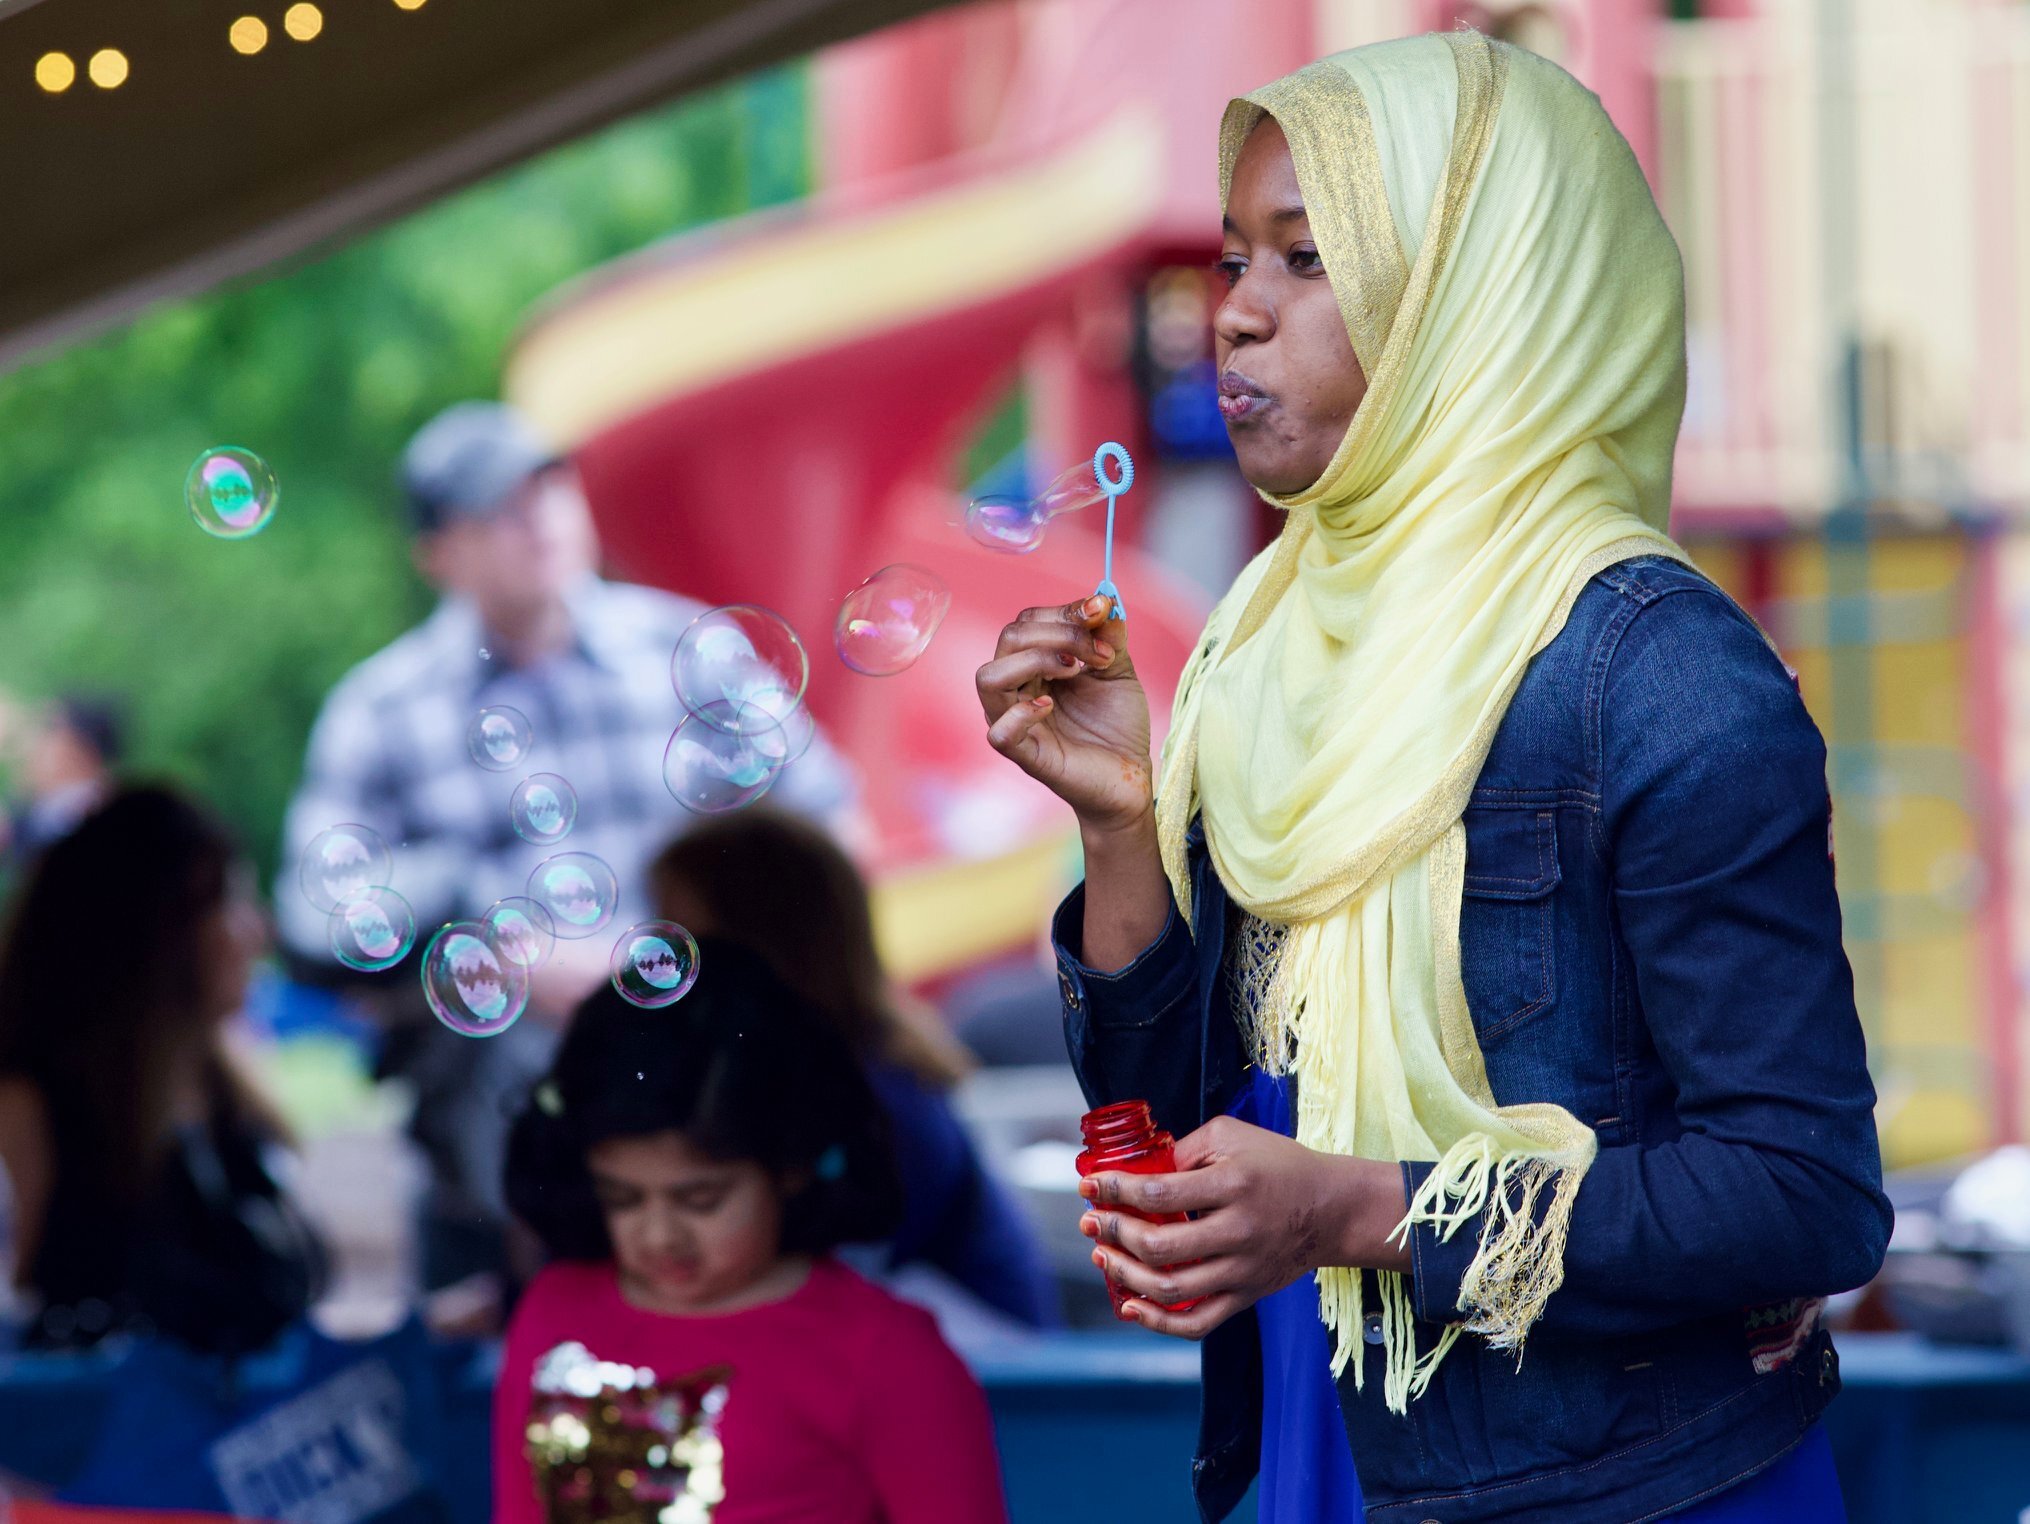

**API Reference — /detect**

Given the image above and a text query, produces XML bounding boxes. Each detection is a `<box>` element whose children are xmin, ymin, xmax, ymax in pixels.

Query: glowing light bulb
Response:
<box><xmin>284</xmin><ymin>3</ymin><xmax>323</xmax><ymax>40</ymax></box>
<box><xmin>230</xmin><ymin>16</ymin><xmax>269</xmax><ymax>53</ymax></box>
<box><xmin>87</xmin><ymin>48</ymin><xmax>128</xmax><ymax>89</ymax></box>
<box><xmin>34</xmin><ymin>52</ymin><xmax>75</xmax><ymax>93</ymax></box>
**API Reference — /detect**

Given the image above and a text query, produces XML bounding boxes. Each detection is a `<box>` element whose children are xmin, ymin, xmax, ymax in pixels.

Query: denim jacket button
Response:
<box><xmin>1058</xmin><ymin>967</ymin><xmax>1082</xmax><ymax>1010</ymax></box>
<box><xmin>1363</xmin><ymin>1314</ymin><xmax>1385</xmax><ymax>1346</ymax></box>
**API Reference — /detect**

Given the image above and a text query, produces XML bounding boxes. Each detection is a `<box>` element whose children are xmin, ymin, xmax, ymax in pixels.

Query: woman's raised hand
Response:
<box><xmin>977</xmin><ymin>596</ymin><xmax>1152</xmax><ymax>833</ymax></box>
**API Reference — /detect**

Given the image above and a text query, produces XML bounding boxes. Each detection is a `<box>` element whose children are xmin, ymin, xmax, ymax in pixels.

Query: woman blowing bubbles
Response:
<box><xmin>978</xmin><ymin>31</ymin><xmax>1889</xmax><ymax>1524</ymax></box>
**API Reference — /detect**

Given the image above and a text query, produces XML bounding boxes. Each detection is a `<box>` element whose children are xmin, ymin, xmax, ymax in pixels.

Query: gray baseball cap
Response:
<box><xmin>400</xmin><ymin>401</ymin><xmax>563</xmax><ymax>533</ymax></box>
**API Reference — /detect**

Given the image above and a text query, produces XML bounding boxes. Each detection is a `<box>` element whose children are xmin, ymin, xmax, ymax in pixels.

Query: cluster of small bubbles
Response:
<box><xmin>483</xmin><ymin>896</ymin><xmax>557</xmax><ymax>971</ymax></box>
<box><xmin>609</xmin><ymin>920</ymin><xmax>701</xmax><ymax>1009</ymax></box>
<box><xmin>185</xmin><ymin>447</ymin><xmax>279</xmax><ymax>540</ymax></box>
<box><xmin>961</xmin><ymin>461</ymin><xmax>1105</xmax><ymax>554</ymax></box>
<box><xmin>510</xmin><ymin>773</ymin><xmax>578</xmax><ymax>845</ymax></box>
<box><xmin>421</xmin><ymin>920</ymin><xmax>529</xmax><ymax>1037</ymax></box>
<box><xmin>468</xmin><ymin>706</ymin><xmax>534</xmax><ymax>771</ymax></box>
<box><xmin>300</xmin><ymin>823</ymin><xmax>393</xmax><ymax>914</ymax></box>
<box><xmin>662</xmin><ymin>702</ymin><xmax>788</xmax><ymax>814</ymax></box>
<box><xmin>329</xmin><ymin>886</ymin><xmax>417</xmax><ymax>972</ymax></box>
<box><xmin>526</xmin><ymin>851</ymin><xmax>620</xmax><ymax>939</ymax></box>
<box><xmin>835</xmin><ymin>564</ymin><xmax>952</xmax><ymax>676</ymax></box>
<box><xmin>671</xmin><ymin>606</ymin><xmax>807</xmax><ymax>736</ymax></box>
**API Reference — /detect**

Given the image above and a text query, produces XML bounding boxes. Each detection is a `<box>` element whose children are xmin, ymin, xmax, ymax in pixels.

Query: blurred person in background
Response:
<box><xmin>277</xmin><ymin>401</ymin><xmax>859</xmax><ymax>1331</ymax></box>
<box><xmin>0</xmin><ymin>693</ymin><xmax>125</xmax><ymax>869</ymax></box>
<box><xmin>652</xmin><ymin>810</ymin><xmax>1061</xmax><ymax>1329</ymax></box>
<box><xmin>498</xmin><ymin>945</ymin><xmax>1008</xmax><ymax>1524</ymax></box>
<box><xmin>0</xmin><ymin>786</ymin><xmax>324</xmax><ymax>1352</ymax></box>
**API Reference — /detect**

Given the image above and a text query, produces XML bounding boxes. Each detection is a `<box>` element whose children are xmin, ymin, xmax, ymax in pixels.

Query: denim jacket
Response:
<box><xmin>1053</xmin><ymin>557</ymin><xmax>1893</xmax><ymax>1523</ymax></box>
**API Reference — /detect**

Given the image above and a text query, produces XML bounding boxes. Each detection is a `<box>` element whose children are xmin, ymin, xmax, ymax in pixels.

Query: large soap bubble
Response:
<box><xmin>421</xmin><ymin>921</ymin><xmax>529</xmax><ymax>1037</ymax></box>
<box><xmin>835</xmin><ymin>564</ymin><xmax>951</xmax><ymax>676</ymax></box>
<box><xmin>672</xmin><ymin>606</ymin><xmax>807</xmax><ymax>736</ymax></box>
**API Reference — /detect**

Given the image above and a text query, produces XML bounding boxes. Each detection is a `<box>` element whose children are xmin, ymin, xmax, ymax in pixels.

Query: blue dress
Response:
<box><xmin>1230</xmin><ymin>1067</ymin><xmax>1849</xmax><ymax>1524</ymax></box>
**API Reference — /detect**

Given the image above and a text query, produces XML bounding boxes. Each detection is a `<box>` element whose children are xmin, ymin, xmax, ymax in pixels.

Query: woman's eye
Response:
<box><xmin>1214</xmin><ymin>256</ymin><xmax>1247</xmax><ymax>288</ymax></box>
<box><xmin>1290</xmin><ymin>246</ymin><xmax>1322</xmax><ymax>273</ymax></box>
<box><xmin>678</xmin><ymin>1190</ymin><xmax>729</xmax><ymax>1214</ymax></box>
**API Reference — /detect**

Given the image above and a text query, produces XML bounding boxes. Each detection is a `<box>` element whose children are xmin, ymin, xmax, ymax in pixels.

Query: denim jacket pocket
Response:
<box><xmin>1460</xmin><ymin>805</ymin><xmax>1561</xmax><ymax>1043</ymax></box>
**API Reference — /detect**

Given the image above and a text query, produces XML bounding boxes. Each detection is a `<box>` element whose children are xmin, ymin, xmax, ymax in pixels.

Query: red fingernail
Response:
<box><xmin>1122</xmin><ymin>1302</ymin><xmax>1143</xmax><ymax>1322</ymax></box>
<box><xmin>1078</xmin><ymin>1179</ymin><xmax>1097</xmax><ymax>1200</ymax></box>
<box><xmin>1079</xmin><ymin>1214</ymin><xmax>1097</xmax><ymax>1238</ymax></box>
<box><xmin>1091</xmin><ymin>1249</ymin><xmax>1105</xmax><ymax>1269</ymax></box>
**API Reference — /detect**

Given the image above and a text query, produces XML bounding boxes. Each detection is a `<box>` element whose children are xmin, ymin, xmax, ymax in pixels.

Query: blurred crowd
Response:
<box><xmin>0</xmin><ymin>402</ymin><xmax>1077</xmax><ymax>1520</ymax></box>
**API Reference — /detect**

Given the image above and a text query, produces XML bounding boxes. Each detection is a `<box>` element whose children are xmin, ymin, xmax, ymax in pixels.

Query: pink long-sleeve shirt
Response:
<box><xmin>492</xmin><ymin>1257</ymin><xmax>1009</xmax><ymax>1524</ymax></box>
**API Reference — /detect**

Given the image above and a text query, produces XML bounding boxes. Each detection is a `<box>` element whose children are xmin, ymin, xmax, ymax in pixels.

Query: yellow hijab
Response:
<box><xmin>1154</xmin><ymin>31</ymin><xmax>1689</xmax><ymax>1410</ymax></box>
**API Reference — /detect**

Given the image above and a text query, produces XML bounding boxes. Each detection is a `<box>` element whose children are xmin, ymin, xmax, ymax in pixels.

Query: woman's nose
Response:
<box><xmin>1214</xmin><ymin>281</ymin><xmax>1274</xmax><ymax>350</ymax></box>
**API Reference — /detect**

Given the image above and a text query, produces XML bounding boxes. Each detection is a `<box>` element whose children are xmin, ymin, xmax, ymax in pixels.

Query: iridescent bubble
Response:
<box><xmin>510</xmin><ymin>773</ymin><xmax>578</xmax><ymax>845</ymax></box>
<box><xmin>185</xmin><ymin>447</ymin><xmax>278</xmax><ymax>539</ymax></box>
<box><xmin>526</xmin><ymin>851</ymin><xmax>620</xmax><ymax>939</ymax></box>
<box><xmin>836</xmin><ymin>563</ymin><xmax>952</xmax><ymax>676</ymax></box>
<box><xmin>421</xmin><ymin>921</ymin><xmax>529</xmax><ymax>1038</ymax></box>
<box><xmin>662</xmin><ymin>702</ymin><xmax>788</xmax><ymax>814</ymax></box>
<box><xmin>299</xmin><ymin>823</ymin><xmax>393</xmax><ymax>914</ymax></box>
<box><xmin>1033</xmin><ymin>461</ymin><xmax>1108</xmax><ymax>520</ymax></box>
<box><xmin>609</xmin><ymin>921</ymin><xmax>701</xmax><ymax>1009</ymax></box>
<box><xmin>671</xmin><ymin>606</ymin><xmax>807</xmax><ymax>736</ymax></box>
<box><xmin>328</xmin><ymin>887</ymin><xmax>416</xmax><ymax>972</ymax></box>
<box><xmin>483</xmin><ymin>896</ymin><xmax>557</xmax><ymax>971</ymax></box>
<box><xmin>963</xmin><ymin>493</ymin><xmax>1049</xmax><ymax>553</ymax></box>
<box><xmin>468</xmin><ymin>706</ymin><xmax>533</xmax><ymax>771</ymax></box>
<box><xmin>962</xmin><ymin>459</ymin><xmax>1109</xmax><ymax>554</ymax></box>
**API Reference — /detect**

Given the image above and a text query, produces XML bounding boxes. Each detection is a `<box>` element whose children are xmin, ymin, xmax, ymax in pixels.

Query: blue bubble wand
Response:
<box><xmin>1091</xmin><ymin>441</ymin><xmax>1133</xmax><ymax>620</ymax></box>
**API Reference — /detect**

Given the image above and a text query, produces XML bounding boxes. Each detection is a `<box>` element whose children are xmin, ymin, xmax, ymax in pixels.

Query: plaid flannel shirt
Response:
<box><xmin>277</xmin><ymin>578</ymin><xmax>858</xmax><ymax>971</ymax></box>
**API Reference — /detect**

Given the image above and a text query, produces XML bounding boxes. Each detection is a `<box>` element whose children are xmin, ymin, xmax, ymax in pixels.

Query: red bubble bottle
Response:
<box><xmin>1076</xmin><ymin>1099</ymin><xmax>1201</xmax><ymax>1316</ymax></box>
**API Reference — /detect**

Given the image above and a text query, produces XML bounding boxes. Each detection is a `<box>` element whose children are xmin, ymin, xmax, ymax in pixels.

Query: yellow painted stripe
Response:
<box><xmin>507</xmin><ymin>109</ymin><xmax>1166</xmax><ymax>448</ymax></box>
<box><xmin>869</xmin><ymin>830</ymin><xmax>1078</xmax><ymax>984</ymax></box>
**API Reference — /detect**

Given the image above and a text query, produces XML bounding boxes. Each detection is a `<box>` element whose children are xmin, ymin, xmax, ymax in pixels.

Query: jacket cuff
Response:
<box><xmin>1401</xmin><ymin>1159</ymin><xmax>1476</xmax><ymax>1324</ymax></box>
<box><xmin>1050</xmin><ymin>881</ymin><xmax>1196</xmax><ymax>1031</ymax></box>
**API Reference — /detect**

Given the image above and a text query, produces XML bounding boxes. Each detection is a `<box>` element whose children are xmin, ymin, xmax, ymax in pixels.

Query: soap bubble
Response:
<box><xmin>962</xmin><ymin>460</ymin><xmax>1108</xmax><ymax>555</ymax></box>
<box><xmin>300</xmin><ymin>824</ymin><xmax>393</xmax><ymax>914</ymax></box>
<box><xmin>1034</xmin><ymin>461</ymin><xmax>1108</xmax><ymax>519</ymax></box>
<box><xmin>483</xmin><ymin>896</ymin><xmax>557</xmax><ymax>971</ymax></box>
<box><xmin>468</xmin><ymin>706</ymin><xmax>533</xmax><ymax>771</ymax></box>
<box><xmin>609</xmin><ymin>921</ymin><xmax>701</xmax><ymax>1009</ymax></box>
<box><xmin>963</xmin><ymin>493</ymin><xmax>1049</xmax><ymax>553</ymax></box>
<box><xmin>421</xmin><ymin>921</ymin><xmax>528</xmax><ymax>1037</ymax></box>
<box><xmin>672</xmin><ymin>606</ymin><xmax>807</xmax><ymax>736</ymax></box>
<box><xmin>662</xmin><ymin>703</ymin><xmax>788</xmax><ymax>814</ymax></box>
<box><xmin>526</xmin><ymin>851</ymin><xmax>620</xmax><ymax>939</ymax></box>
<box><xmin>329</xmin><ymin>887</ymin><xmax>416</xmax><ymax>972</ymax></box>
<box><xmin>185</xmin><ymin>447</ymin><xmax>278</xmax><ymax>539</ymax></box>
<box><xmin>510</xmin><ymin>773</ymin><xmax>577</xmax><ymax>845</ymax></box>
<box><xmin>836</xmin><ymin>564</ymin><xmax>952</xmax><ymax>676</ymax></box>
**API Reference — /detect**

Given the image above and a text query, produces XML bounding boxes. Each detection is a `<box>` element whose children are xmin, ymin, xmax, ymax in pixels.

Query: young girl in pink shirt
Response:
<box><xmin>494</xmin><ymin>938</ymin><xmax>1008</xmax><ymax>1524</ymax></box>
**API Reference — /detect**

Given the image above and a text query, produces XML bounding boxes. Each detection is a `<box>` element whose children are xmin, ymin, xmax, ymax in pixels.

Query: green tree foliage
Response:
<box><xmin>0</xmin><ymin>66</ymin><xmax>808</xmax><ymax>885</ymax></box>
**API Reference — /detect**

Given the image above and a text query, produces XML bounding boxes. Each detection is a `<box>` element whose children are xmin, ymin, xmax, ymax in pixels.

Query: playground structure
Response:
<box><xmin>505</xmin><ymin>0</ymin><xmax>2030</xmax><ymax>1165</ymax></box>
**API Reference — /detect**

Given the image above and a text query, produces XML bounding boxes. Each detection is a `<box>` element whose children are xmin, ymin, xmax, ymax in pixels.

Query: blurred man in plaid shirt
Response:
<box><xmin>278</xmin><ymin>402</ymin><xmax>858</xmax><ymax>1326</ymax></box>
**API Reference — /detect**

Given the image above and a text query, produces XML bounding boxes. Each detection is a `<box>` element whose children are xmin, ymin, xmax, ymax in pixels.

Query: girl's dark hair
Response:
<box><xmin>0</xmin><ymin>785</ymin><xmax>270</xmax><ymax>1205</ymax></box>
<box><xmin>505</xmin><ymin>936</ymin><xmax>904</xmax><ymax>1262</ymax></box>
<box><xmin>650</xmin><ymin>810</ymin><xmax>973</xmax><ymax>1089</ymax></box>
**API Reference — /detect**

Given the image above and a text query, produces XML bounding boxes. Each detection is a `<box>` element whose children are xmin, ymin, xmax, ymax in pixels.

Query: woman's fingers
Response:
<box><xmin>1092</xmin><ymin>1247</ymin><xmax>1231</xmax><ymax>1309</ymax></box>
<box><xmin>1120</xmin><ymin>1290</ymin><xmax>1246</xmax><ymax>1342</ymax></box>
<box><xmin>974</xmin><ymin>648</ymin><xmax>1089</xmax><ymax>720</ymax></box>
<box><xmin>1080</xmin><ymin>1162</ymin><xmax>1236</xmax><ymax>1219</ymax></box>
<box><xmin>991</xmin><ymin>617</ymin><xmax>1116</xmax><ymax>668</ymax></box>
<box><xmin>1084</xmin><ymin>1207</ymin><xmax>1246</xmax><ymax>1267</ymax></box>
<box><xmin>985</xmin><ymin>693</ymin><xmax>1055</xmax><ymax>757</ymax></box>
